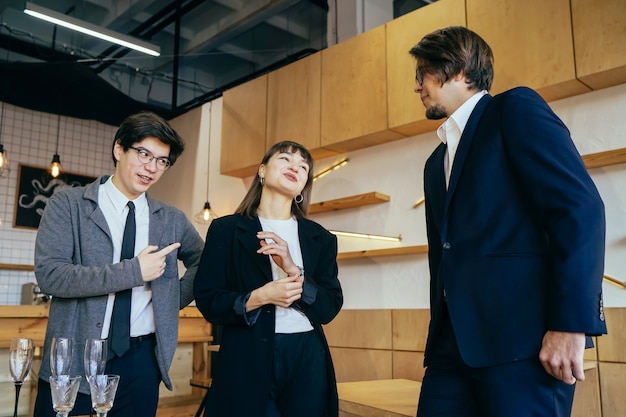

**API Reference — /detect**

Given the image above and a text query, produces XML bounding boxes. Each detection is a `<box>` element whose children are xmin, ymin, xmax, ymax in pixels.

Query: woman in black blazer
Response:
<box><xmin>194</xmin><ymin>140</ymin><xmax>343</xmax><ymax>417</ymax></box>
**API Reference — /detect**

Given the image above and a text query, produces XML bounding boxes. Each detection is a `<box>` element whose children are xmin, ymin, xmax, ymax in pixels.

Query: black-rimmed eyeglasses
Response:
<box><xmin>128</xmin><ymin>146</ymin><xmax>171</xmax><ymax>171</ymax></box>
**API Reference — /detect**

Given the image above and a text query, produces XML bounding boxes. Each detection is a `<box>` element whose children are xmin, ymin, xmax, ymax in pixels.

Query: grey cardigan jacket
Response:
<box><xmin>35</xmin><ymin>175</ymin><xmax>204</xmax><ymax>394</ymax></box>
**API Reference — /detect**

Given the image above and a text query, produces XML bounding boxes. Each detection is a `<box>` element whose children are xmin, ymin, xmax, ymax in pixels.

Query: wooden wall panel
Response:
<box><xmin>466</xmin><ymin>0</ymin><xmax>589</xmax><ymax>101</ymax></box>
<box><xmin>324</xmin><ymin>309</ymin><xmax>392</xmax><ymax>349</ymax></box>
<box><xmin>572</xmin><ymin>365</ymin><xmax>601</xmax><ymax>417</ymax></box>
<box><xmin>386</xmin><ymin>0</ymin><xmax>465</xmax><ymax>136</ymax></box>
<box><xmin>571</xmin><ymin>0</ymin><xmax>626</xmax><ymax>90</ymax></box>
<box><xmin>599</xmin><ymin>362</ymin><xmax>626</xmax><ymax>417</ymax></box>
<box><xmin>392</xmin><ymin>309</ymin><xmax>430</xmax><ymax>351</ymax></box>
<box><xmin>266</xmin><ymin>52</ymin><xmax>338</xmax><ymax>161</ymax></box>
<box><xmin>330</xmin><ymin>347</ymin><xmax>393</xmax><ymax>383</ymax></box>
<box><xmin>392</xmin><ymin>351</ymin><xmax>425</xmax><ymax>382</ymax></box>
<box><xmin>320</xmin><ymin>26</ymin><xmax>404</xmax><ymax>152</ymax></box>
<box><xmin>220</xmin><ymin>75</ymin><xmax>268</xmax><ymax>177</ymax></box>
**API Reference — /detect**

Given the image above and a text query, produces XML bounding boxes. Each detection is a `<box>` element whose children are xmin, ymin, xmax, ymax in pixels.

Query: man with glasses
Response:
<box><xmin>410</xmin><ymin>27</ymin><xmax>606</xmax><ymax>416</ymax></box>
<box><xmin>33</xmin><ymin>112</ymin><xmax>204</xmax><ymax>417</ymax></box>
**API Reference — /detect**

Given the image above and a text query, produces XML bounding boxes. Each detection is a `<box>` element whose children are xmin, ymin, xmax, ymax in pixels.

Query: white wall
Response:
<box><xmin>0</xmin><ymin>105</ymin><xmax>116</xmax><ymax>304</ymax></box>
<box><xmin>195</xmin><ymin>83</ymin><xmax>626</xmax><ymax>310</ymax></box>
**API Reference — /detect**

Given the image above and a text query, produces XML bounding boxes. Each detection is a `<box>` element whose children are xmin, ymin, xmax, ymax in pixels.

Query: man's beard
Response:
<box><xmin>425</xmin><ymin>104</ymin><xmax>447</xmax><ymax>120</ymax></box>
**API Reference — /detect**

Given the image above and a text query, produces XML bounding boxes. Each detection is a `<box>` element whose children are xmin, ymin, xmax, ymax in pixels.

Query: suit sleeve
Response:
<box><xmin>194</xmin><ymin>218</ymin><xmax>252</xmax><ymax>326</ymax></box>
<box><xmin>499</xmin><ymin>87</ymin><xmax>606</xmax><ymax>335</ymax></box>
<box><xmin>293</xmin><ymin>230</ymin><xmax>343</xmax><ymax>325</ymax></box>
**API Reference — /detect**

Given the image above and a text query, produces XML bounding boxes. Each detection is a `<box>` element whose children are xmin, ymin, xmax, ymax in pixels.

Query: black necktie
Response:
<box><xmin>109</xmin><ymin>201</ymin><xmax>135</xmax><ymax>357</ymax></box>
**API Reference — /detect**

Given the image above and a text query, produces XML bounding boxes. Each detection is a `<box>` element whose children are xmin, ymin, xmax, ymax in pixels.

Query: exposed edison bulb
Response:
<box><xmin>0</xmin><ymin>144</ymin><xmax>9</xmax><ymax>178</ymax></box>
<box><xmin>49</xmin><ymin>153</ymin><xmax>62</xmax><ymax>178</ymax></box>
<box><xmin>194</xmin><ymin>201</ymin><xmax>219</xmax><ymax>225</ymax></box>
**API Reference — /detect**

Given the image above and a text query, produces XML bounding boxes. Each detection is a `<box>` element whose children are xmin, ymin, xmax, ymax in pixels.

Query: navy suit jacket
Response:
<box><xmin>194</xmin><ymin>213</ymin><xmax>343</xmax><ymax>416</ymax></box>
<box><xmin>423</xmin><ymin>87</ymin><xmax>607</xmax><ymax>368</ymax></box>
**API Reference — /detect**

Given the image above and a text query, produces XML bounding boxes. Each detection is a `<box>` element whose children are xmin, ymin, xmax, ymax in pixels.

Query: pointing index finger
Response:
<box><xmin>159</xmin><ymin>242</ymin><xmax>181</xmax><ymax>256</ymax></box>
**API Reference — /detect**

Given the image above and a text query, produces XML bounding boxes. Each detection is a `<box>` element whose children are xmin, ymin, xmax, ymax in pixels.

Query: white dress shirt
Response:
<box><xmin>438</xmin><ymin>90</ymin><xmax>488</xmax><ymax>187</ymax></box>
<box><xmin>98</xmin><ymin>176</ymin><xmax>155</xmax><ymax>339</ymax></box>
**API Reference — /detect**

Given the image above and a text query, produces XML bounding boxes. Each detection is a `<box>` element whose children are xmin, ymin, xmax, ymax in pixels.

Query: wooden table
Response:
<box><xmin>0</xmin><ymin>304</ymin><xmax>211</xmax><ymax>347</ymax></box>
<box><xmin>337</xmin><ymin>379</ymin><xmax>421</xmax><ymax>417</ymax></box>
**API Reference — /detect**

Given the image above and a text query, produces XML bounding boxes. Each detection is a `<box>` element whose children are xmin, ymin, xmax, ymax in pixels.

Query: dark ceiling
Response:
<box><xmin>0</xmin><ymin>0</ymin><xmax>433</xmax><ymax>126</ymax></box>
<box><xmin>0</xmin><ymin>0</ymin><xmax>329</xmax><ymax>125</ymax></box>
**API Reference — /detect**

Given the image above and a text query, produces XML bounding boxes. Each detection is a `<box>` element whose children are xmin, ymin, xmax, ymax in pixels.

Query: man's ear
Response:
<box><xmin>453</xmin><ymin>71</ymin><xmax>467</xmax><ymax>82</ymax></box>
<box><xmin>113</xmin><ymin>139</ymin><xmax>123</xmax><ymax>161</ymax></box>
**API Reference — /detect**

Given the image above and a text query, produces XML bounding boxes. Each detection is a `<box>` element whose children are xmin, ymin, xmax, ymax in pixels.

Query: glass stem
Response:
<box><xmin>13</xmin><ymin>383</ymin><xmax>22</xmax><ymax>417</ymax></box>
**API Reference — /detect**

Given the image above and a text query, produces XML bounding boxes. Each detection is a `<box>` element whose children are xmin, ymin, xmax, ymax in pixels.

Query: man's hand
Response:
<box><xmin>539</xmin><ymin>330</ymin><xmax>586</xmax><ymax>384</ymax></box>
<box><xmin>137</xmin><ymin>243</ymin><xmax>181</xmax><ymax>282</ymax></box>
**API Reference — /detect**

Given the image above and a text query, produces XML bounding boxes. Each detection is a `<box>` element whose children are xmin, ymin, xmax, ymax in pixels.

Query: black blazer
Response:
<box><xmin>423</xmin><ymin>87</ymin><xmax>607</xmax><ymax>368</ymax></box>
<box><xmin>194</xmin><ymin>213</ymin><xmax>343</xmax><ymax>416</ymax></box>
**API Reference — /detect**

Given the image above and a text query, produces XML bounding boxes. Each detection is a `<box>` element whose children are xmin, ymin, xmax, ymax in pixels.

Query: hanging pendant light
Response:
<box><xmin>194</xmin><ymin>102</ymin><xmax>219</xmax><ymax>225</ymax></box>
<box><xmin>0</xmin><ymin>102</ymin><xmax>10</xmax><ymax>178</ymax></box>
<box><xmin>48</xmin><ymin>114</ymin><xmax>63</xmax><ymax>178</ymax></box>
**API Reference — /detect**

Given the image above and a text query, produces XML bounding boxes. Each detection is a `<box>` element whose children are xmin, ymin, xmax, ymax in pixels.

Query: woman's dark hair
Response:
<box><xmin>409</xmin><ymin>26</ymin><xmax>494</xmax><ymax>91</ymax></box>
<box><xmin>235</xmin><ymin>141</ymin><xmax>314</xmax><ymax>218</ymax></box>
<box><xmin>111</xmin><ymin>111</ymin><xmax>185</xmax><ymax>166</ymax></box>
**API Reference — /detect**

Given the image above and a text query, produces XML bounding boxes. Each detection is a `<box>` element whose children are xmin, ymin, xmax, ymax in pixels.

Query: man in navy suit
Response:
<box><xmin>410</xmin><ymin>26</ymin><xmax>607</xmax><ymax>417</ymax></box>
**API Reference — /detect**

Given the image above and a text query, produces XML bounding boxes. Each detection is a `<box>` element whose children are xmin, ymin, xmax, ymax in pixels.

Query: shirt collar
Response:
<box><xmin>437</xmin><ymin>90</ymin><xmax>488</xmax><ymax>145</ymax></box>
<box><xmin>102</xmin><ymin>175</ymin><xmax>147</xmax><ymax>214</ymax></box>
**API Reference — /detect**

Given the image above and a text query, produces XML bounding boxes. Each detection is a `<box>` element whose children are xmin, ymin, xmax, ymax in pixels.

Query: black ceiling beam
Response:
<box><xmin>172</xmin><ymin>47</ymin><xmax>319</xmax><ymax>116</ymax></box>
<box><xmin>92</xmin><ymin>0</ymin><xmax>204</xmax><ymax>74</ymax></box>
<box><xmin>0</xmin><ymin>33</ymin><xmax>83</xmax><ymax>62</ymax></box>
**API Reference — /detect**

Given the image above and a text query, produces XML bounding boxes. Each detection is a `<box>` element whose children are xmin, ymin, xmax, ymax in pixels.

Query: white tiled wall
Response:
<box><xmin>0</xmin><ymin>102</ymin><xmax>117</xmax><ymax>304</ymax></box>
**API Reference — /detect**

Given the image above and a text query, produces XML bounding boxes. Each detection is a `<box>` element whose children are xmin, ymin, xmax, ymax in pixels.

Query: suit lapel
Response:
<box><xmin>236</xmin><ymin>216</ymin><xmax>272</xmax><ymax>281</ymax></box>
<box><xmin>445</xmin><ymin>94</ymin><xmax>492</xmax><ymax>206</ymax></box>
<box><xmin>426</xmin><ymin>143</ymin><xmax>448</xmax><ymax>229</ymax></box>
<box><xmin>298</xmin><ymin>219</ymin><xmax>322</xmax><ymax>273</ymax></box>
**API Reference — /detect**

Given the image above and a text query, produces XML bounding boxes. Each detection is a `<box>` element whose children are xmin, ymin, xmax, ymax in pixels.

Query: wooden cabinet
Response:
<box><xmin>220</xmin><ymin>75</ymin><xmax>268</xmax><ymax>178</ymax></box>
<box><xmin>386</xmin><ymin>0</ymin><xmax>465</xmax><ymax>137</ymax></box>
<box><xmin>321</xmin><ymin>25</ymin><xmax>404</xmax><ymax>153</ymax></box>
<box><xmin>571</xmin><ymin>0</ymin><xmax>626</xmax><ymax>90</ymax></box>
<box><xmin>267</xmin><ymin>52</ymin><xmax>339</xmax><ymax>161</ymax></box>
<box><xmin>466</xmin><ymin>0</ymin><xmax>590</xmax><ymax>102</ymax></box>
<box><xmin>219</xmin><ymin>0</ymin><xmax>626</xmax><ymax>178</ymax></box>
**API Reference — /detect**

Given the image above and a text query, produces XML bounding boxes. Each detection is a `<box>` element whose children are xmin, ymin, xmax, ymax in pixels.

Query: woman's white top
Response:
<box><xmin>259</xmin><ymin>216</ymin><xmax>314</xmax><ymax>334</ymax></box>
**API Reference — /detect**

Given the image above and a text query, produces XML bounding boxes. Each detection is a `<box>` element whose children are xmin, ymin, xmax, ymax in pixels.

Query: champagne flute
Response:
<box><xmin>50</xmin><ymin>337</ymin><xmax>74</xmax><ymax>376</ymax></box>
<box><xmin>84</xmin><ymin>339</ymin><xmax>107</xmax><ymax>382</ymax></box>
<box><xmin>9</xmin><ymin>338</ymin><xmax>34</xmax><ymax>417</ymax></box>
<box><xmin>88</xmin><ymin>375</ymin><xmax>120</xmax><ymax>417</ymax></box>
<box><xmin>49</xmin><ymin>375</ymin><xmax>82</xmax><ymax>417</ymax></box>
<box><xmin>84</xmin><ymin>339</ymin><xmax>108</xmax><ymax>417</ymax></box>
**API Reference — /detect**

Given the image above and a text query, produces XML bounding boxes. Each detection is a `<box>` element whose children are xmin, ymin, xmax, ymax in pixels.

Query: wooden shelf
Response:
<box><xmin>583</xmin><ymin>147</ymin><xmax>626</xmax><ymax>169</ymax></box>
<box><xmin>309</xmin><ymin>192</ymin><xmax>390</xmax><ymax>214</ymax></box>
<box><xmin>337</xmin><ymin>245</ymin><xmax>428</xmax><ymax>260</ymax></box>
<box><xmin>0</xmin><ymin>263</ymin><xmax>34</xmax><ymax>271</ymax></box>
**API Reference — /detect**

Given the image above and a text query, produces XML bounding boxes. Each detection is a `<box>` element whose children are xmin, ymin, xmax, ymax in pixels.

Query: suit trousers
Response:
<box><xmin>417</xmin><ymin>304</ymin><xmax>576</xmax><ymax>417</ymax></box>
<box><xmin>265</xmin><ymin>330</ymin><xmax>328</xmax><ymax>417</ymax></box>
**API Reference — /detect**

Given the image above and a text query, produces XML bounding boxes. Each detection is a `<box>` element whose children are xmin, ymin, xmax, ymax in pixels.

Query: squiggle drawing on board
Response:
<box><xmin>19</xmin><ymin>178</ymin><xmax>82</xmax><ymax>217</ymax></box>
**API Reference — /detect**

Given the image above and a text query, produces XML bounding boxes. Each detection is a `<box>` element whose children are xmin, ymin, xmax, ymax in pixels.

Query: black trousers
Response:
<box><xmin>265</xmin><ymin>331</ymin><xmax>328</xmax><ymax>417</ymax></box>
<box><xmin>34</xmin><ymin>334</ymin><xmax>161</xmax><ymax>417</ymax></box>
<box><xmin>417</xmin><ymin>305</ymin><xmax>576</xmax><ymax>417</ymax></box>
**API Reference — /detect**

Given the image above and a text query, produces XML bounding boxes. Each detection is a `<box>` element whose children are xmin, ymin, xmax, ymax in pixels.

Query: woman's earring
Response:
<box><xmin>260</xmin><ymin>177</ymin><xmax>264</xmax><ymax>186</ymax></box>
<box><xmin>294</xmin><ymin>194</ymin><xmax>303</xmax><ymax>204</ymax></box>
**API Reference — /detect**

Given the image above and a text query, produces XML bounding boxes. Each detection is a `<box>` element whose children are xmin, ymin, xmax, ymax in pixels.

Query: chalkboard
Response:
<box><xmin>13</xmin><ymin>164</ymin><xmax>96</xmax><ymax>229</ymax></box>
